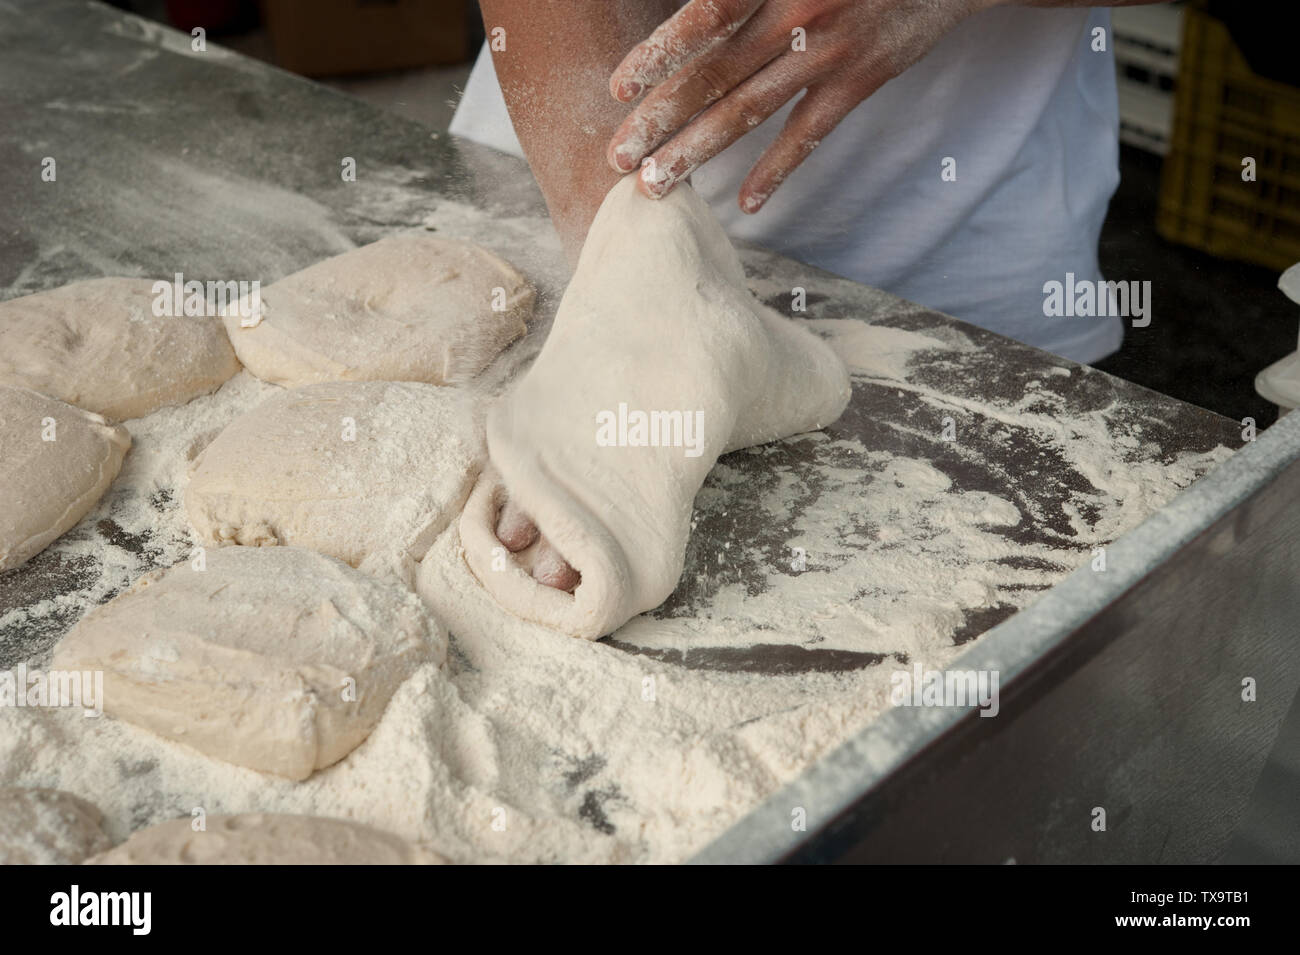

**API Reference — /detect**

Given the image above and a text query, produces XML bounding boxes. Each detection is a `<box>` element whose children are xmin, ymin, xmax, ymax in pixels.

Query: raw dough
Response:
<box><xmin>0</xmin><ymin>788</ymin><xmax>112</xmax><ymax>864</ymax></box>
<box><xmin>85</xmin><ymin>813</ymin><xmax>445</xmax><ymax>865</ymax></box>
<box><xmin>0</xmin><ymin>385</ymin><xmax>131</xmax><ymax>571</ymax></box>
<box><xmin>223</xmin><ymin>235</ymin><xmax>535</xmax><ymax>387</ymax></box>
<box><xmin>454</xmin><ymin>175</ymin><xmax>851</xmax><ymax>639</ymax></box>
<box><xmin>185</xmin><ymin>380</ymin><xmax>484</xmax><ymax>567</ymax></box>
<box><xmin>0</xmin><ymin>277</ymin><xmax>240</xmax><ymax>422</ymax></box>
<box><xmin>52</xmin><ymin>546</ymin><xmax>441</xmax><ymax>781</ymax></box>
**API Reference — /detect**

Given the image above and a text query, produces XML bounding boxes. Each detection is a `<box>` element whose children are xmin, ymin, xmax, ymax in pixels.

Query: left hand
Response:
<box><xmin>606</xmin><ymin>0</ymin><xmax>998</xmax><ymax>211</ymax></box>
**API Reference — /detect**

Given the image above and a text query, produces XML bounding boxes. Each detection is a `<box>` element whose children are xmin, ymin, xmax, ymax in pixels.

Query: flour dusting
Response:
<box><xmin>0</xmin><ymin>207</ymin><xmax>1233</xmax><ymax>863</ymax></box>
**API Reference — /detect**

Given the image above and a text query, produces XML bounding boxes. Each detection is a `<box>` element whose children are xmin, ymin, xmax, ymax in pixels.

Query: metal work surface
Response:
<box><xmin>696</xmin><ymin>410</ymin><xmax>1300</xmax><ymax>862</ymax></box>
<box><xmin>1</xmin><ymin>0</ymin><xmax>1292</xmax><ymax>862</ymax></box>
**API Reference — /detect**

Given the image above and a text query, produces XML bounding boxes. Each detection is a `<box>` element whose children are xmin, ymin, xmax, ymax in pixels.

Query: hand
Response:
<box><xmin>606</xmin><ymin>0</ymin><xmax>998</xmax><ymax>211</ymax></box>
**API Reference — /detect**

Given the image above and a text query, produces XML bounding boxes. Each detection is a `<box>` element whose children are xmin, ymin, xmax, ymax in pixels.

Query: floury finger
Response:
<box><xmin>609</xmin><ymin>0</ymin><xmax>766</xmax><ymax>101</ymax></box>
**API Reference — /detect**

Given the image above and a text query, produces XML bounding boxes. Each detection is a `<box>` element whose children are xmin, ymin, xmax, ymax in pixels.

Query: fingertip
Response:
<box><xmin>613</xmin><ymin>79</ymin><xmax>643</xmax><ymax>103</ymax></box>
<box><xmin>609</xmin><ymin>45</ymin><xmax>648</xmax><ymax>100</ymax></box>
<box><xmin>639</xmin><ymin>170</ymin><xmax>675</xmax><ymax>199</ymax></box>
<box><xmin>495</xmin><ymin>499</ymin><xmax>540</xmax><ymax>552</ymax></box>
<box><xmin>739</xmin><ymin>182</ymin><xmax>773</xmax><ymax>213</ymax></box>
<box><xmin>636</xmin><ymin>163</ymin><xmax>661</xmax><ymax>197</ymax></box>
<box><xmin>607</xmin><ymin>141</ymin><xmax>638</xmax><ymax>174</ymax></box>
<box><xmin>532</xmin><ymin>540</ymin><xmax>582</xmax><ymax>593</ymax></box>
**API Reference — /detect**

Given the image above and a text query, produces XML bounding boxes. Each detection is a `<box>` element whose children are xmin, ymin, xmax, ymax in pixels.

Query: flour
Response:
<box><xmin>87</xmin><ymin>813</ymin><xmax>446</xmax><ymax>865</ymax></box>
<box><xmin>0</xmin><ymin>178</ymin><xmax>1233</xmax><ymax>862</ymax></box>
<box><xmin>808</xmin><ymin>316</ymin><xmax>1230</xmax><ymax>544</ymax></box>
<box><xmin>0</xmin><ymin>787</ymin><xmax>112</xmax><ymax>865</ymax></box>
<box><xmin>0</xmin><ymin>305</ymin><xmax>1231</xmax><ymax>862</ymax></box>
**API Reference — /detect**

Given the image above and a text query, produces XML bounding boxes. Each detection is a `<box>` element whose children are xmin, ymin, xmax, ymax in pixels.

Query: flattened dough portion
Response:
<box><xmin>86</xmin><ymin>813</ymin><xmax>445</xmax><ymax>865</ymax></box>
<box><xmin>185</xmin><ymin>380</ymin><xmax>484</xmax><ymax>567</ymax></box>
<box><xmin>0</xmin><ymin>788</ymin><xmax>112</xmax><ymax>864</ymax></box>
<box><xmin>52</xmin><ymin>546</ymin><xmax>441</xmax><ymax>781</ymax></box>
<box><xmin>0</xmin><ymin>385</ymin><xmax>131</xmax><ymax>571</ymax></box>
<box><xmin>224</xmin><ymin>235</ymin><xmax>535</xmax><ymax>387</ymax></box>
<box><xmin>0</xmin><ymin>277</ymin><xmax>240</xmax><ymax>421</ymax></box>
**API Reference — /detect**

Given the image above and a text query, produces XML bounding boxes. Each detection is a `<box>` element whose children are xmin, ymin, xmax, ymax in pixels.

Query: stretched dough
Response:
<box><xmin>185</xmin><ymin>380</ymin><xmax>483</xmax><ymax>567</ymax></box>
<box><xmin>86</xmin><ymin>813</ymin><xmax>445</xmax><ymax>865</ymax></box>
<box><xmin>224</xmin><ymin>235</ymin><xmax>535</xmax><ymax>387</ymax></box>
<box><xmin>0</xmin><ymin>788</ymin><xmax>112</xmax><ymax>864</ymax></box>
<box><xmin>52</xmin><ymin>546</ymin><xmax>440</xmax><ymax>781</ymax></box>
<box><xmin>0</xmin><ymin>385</ymin><xmax>131</xmax><ymax>571</ymax></box>
<box><xmin>0</xmin><ymin>277</ymin><xmax>240</xmax><ymax>422</ymax></box>
<box><xmin>451</xmin><ymin>175</ymin><xmax>851</xmax><ymax>639</ymax></box>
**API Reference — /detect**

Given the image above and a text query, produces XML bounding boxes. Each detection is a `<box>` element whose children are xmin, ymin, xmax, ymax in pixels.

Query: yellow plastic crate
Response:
<box><xmin>1157</xmin><ymin>4</ymin><xmax>1300</xmax><ymax>271</ymax></box>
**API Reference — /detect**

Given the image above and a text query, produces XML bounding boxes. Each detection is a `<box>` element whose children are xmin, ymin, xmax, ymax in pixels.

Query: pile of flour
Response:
<box><xmin>0</xmin><ymin>200</ymin><xmax>1235</xmax><ymax>864</ymax></box>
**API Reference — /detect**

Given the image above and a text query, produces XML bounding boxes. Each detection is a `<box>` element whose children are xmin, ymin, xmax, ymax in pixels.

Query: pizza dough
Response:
<box><xmin>184</xmin><ymin>380</ymin><xmax>484</xmax><ymax>567</ymax></box>
<box><xmin>85</xmin><ymin>813</ymin><xmax>445</xmax><ymax>865</ymax></box>
<box><xmin>0</xmin><ymin>277</ymin><xmax>240</xmax><ymax>422</ymax></box>
<box><xmin>453</xmin><ymin>175</ymin><xmax>851</xmax><ymax>639</ymax></box>
<box><xmin>223</xmin><ymin>235</ymin><xmax>535</xmax><ymax>387</ymax></box>
<box><xmin>52</xmin><ymin>546</ymin><xmax>441</xmax><ymax>780</ymax></box>
<box><xmin>0</xmin><ymin>788</ymin><xmax>113</xmax><ymax>864</ymax></box>
<box><xmin>0</xmin><ymin>385</ymin><xmax>131</xmax><ymax>571</ymax></box>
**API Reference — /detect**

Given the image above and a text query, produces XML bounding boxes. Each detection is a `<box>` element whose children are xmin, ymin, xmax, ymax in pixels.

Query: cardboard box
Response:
<box><xmin>261</xmin><ymin>0</ymin><xmax>470</xmax><ymax>77</ymax></box>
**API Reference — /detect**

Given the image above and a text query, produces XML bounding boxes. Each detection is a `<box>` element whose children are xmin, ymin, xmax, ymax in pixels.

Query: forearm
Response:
<box><xmin>476</xmin><ymin>0</ymin><xmax>676</xmax><ymax>263</ymax></box>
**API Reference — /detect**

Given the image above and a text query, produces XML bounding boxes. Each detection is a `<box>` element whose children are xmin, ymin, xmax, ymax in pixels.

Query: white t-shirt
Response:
<box><xmin>451</xmin><ymin>6</ymin><xmax>1123</xmax><ymax>364</ymax></box>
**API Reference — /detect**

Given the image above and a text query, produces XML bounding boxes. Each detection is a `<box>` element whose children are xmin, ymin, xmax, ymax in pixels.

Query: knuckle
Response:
<box><xmin>702</xmin><ymin>0</ymin><xmax>747</xmax><ymax>36</ymax></box>
<box><xmin>693</xmin><ymin>60</ymin><xmax>734</xmax><ymax>101</ymax></box>
<box><xmin>732</xmin><ymin>99</ymin><xmax>769</xmax><ymax>131</ymax></box>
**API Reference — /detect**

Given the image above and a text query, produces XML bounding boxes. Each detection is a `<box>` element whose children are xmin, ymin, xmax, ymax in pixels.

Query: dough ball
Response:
<box><xmin>185</xmin><ymin>380</ymin><xmax>484</xmax><ymax>567</ymax></box>
<box><xmin>52</xmin><ymin>546</ymin><xmax>442</xmax><ymax>781</ymax></box>
<box><xmin>0</xmin><ymin>788</ymin><xmax>113</xmax><ymax>864</ymax></box>
<box><xmin>0</xmin><ymin>277</ymin><xmax>241</xmax><ymax>422</ymax></box>
<box><xmin>224</xmin><ymin>235</ymin><xmax>535</xmax><ymax>387</ymax></box>
<box><xmin>0</xmin><ymin>385</ymin><xmax>131</xmax><ymax>571</ymax></box>
<box><xmin>85</xmin><ymin>813</ymin><xmax>445</xmax><ymax>865</ymax></box>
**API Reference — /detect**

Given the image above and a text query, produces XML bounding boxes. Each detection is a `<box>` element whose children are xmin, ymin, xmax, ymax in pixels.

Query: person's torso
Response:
<box><xmin>451</xmin><ymin>6</ymin><xmax>1122</xmax><ymax>363</ymax></box>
